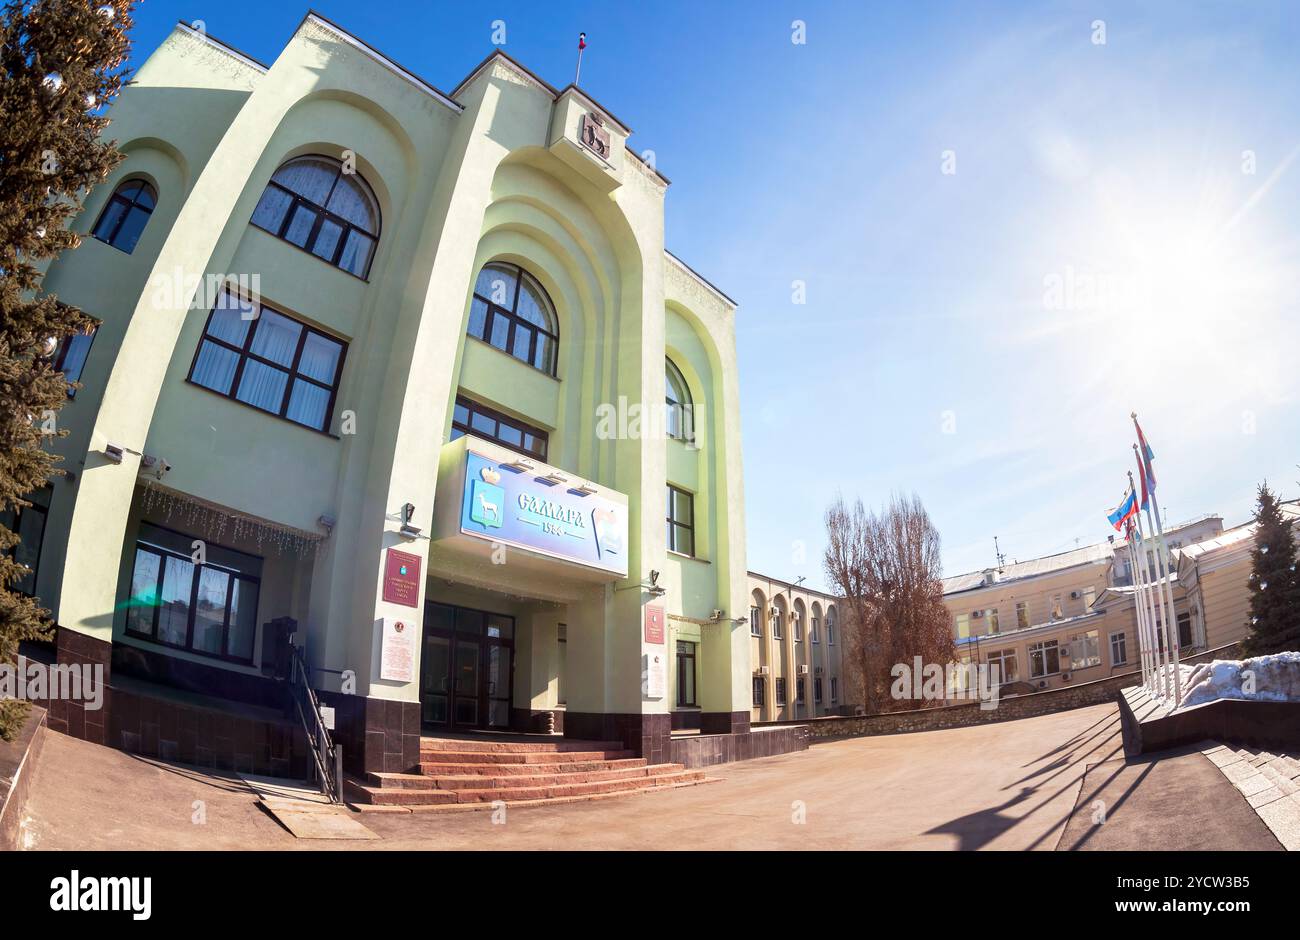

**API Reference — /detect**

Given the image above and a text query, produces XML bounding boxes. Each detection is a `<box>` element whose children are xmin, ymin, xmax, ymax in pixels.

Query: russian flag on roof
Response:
<box><xmin>1108</xmin><ymin>489</ymin><xmax>1139</xmax><ymax>531</ymax></box>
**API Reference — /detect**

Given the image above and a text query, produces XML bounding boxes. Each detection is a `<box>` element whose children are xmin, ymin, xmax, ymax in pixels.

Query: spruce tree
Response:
<box><xmin>0</xmin><ymin>0</ymin><xmax>135</xmax><ymax>739</ymax></box>
<box><xmin>1242</xmin><ymin>482</ymin><xmax>1300</xmax><ymax>657</ymax></box>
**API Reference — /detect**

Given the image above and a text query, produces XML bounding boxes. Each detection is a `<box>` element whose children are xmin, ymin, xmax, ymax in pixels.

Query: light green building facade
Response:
<box><xmin>32</xmin><ymin>14</ymin><xmax>770</xmax><ymax>772</ymax></box>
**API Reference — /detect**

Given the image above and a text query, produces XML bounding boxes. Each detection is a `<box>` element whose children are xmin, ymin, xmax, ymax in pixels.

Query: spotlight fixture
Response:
<box><xmin>543</xmin><ymin>470</ymin><xmax>569</xmax><ymax>485</ymax></box>
<box><xmin>575</xmin><ymin>480</ymin><xmax>598</xmax><ymax>495</ymax></box>
<box><xmin>505</xmin><ymin>456</ymin><xmax>536</xmax><ymax>472</ymax></box>
<box><xmin>399</xmin><ymin>502</ymin><xmax>421</xmax><ymax>539</ymax></box>
<box><xmin>103</xmin><ymin>443</ymin><xmax>124</xmax><ymax>464</ymax></box>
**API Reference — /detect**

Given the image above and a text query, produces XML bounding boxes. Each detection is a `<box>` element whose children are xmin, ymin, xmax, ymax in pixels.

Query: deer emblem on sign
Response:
<box><xmin>470</xmin><ymin>465</ymin><xmax>506</xmax><ymax>529</ymax></box>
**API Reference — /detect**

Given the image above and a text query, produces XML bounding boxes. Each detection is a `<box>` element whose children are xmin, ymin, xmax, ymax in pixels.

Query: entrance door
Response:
<box><xmin>420</xmin><ymin>601</ymin><xmax>514</xmax><ymax>730</ymax></box>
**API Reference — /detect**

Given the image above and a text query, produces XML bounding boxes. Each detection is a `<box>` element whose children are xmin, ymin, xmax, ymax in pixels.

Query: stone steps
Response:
<box><xmin>349</xmin><ymin>766</ymin><xmax>708</xmax><ymax>806</ymax></box>
<box><xmin>1199</xmin><ymin>741</ymin><xmax>1300</xmax><ymax>850</ymax></box>
<box><xmin>417</xmin><ymin>749</ymin><xmax>637</xmax><ymax>765</ymax></box>
<box><xmin>419</xmin><ymin>737</ymin><xmax>623</xmax><ymax>754</ymax></box>
<box><xmin>351</xmin><ymin>777</ymin><xmax>722</xmax><ymax>814</ymax></box>
<box><xmin>414</xmin><ymin>757</ymin><xmax>649</xmax><ymax>777</ymax></box>
<box><xmin>348</xmin><ymin>734</ymin><xmax>717</xmax><ymax>810</ymax></box>
<box><xmin>368</xmin><ymin>762</ymin><xmax>684</xmax><ymax>791</ymax></box>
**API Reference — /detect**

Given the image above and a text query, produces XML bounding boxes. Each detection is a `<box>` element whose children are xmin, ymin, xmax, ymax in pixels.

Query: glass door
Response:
<box><xmin>451</xmin><ymin>637</ymin><xmax>481</xmax><ymax>726</ymax></box>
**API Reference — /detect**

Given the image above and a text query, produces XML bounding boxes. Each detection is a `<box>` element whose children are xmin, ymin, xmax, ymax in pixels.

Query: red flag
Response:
<box><xmin>578</xmin><ymin>32</ymin><xmax>587</xmax><ymax>50</ymax></box>
<box><xmin>1135</xmin><ymin>449</ymin><xmax>1150</xmax><ymax>512</ymax></box>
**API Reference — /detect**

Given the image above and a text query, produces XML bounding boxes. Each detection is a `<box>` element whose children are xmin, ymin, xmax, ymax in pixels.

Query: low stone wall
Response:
<box><xmin>670</xmin><ymin>725</ymin><xmax>809</xmax><ymax>769</ymax></box>
<box><xmin>0</xmin><ymin>705</ymin><xmax>47</xmax><ymax>851</ymax></box>
<box><xmin>768</xmin><ymin>643</ymin><xmax>1241</xmax><ymax>741</ymax></box>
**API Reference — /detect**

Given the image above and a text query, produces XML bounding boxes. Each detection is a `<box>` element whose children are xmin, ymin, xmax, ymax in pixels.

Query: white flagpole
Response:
<box><xmin>1126</xmin><ymin>532</ymin><xmax>1152</xmax><ymax>691</ymax></box>
<box><xmin>1135</xmin><ymin>433</ymin><xmax>1182</xmax><ymax>707</ymax></box>
<box><xmin>1129</xmin><ymin>518</ymin><xmax>1155</xmax><ymax>693</ymax></box>
<box><xmin>575</xmin><ymin>33</ymin><xmax>586</xmax><ymax>85</ymax></box>
<box><xmin>1130</xmin><ymin>472</ymin><xmax>1168</xmax><ymax>699</ymax></box>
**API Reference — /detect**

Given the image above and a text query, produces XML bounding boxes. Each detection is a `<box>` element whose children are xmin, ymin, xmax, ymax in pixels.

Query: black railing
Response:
<box><xmin>288</xmin><ymin>643</ymin><xmax>343</xmax><ymax>803</ymax></box>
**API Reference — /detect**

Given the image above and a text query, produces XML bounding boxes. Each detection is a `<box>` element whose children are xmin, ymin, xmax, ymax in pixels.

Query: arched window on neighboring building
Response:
<box><xmin>250</xmin><ymin>155</ymin><xmax>380</xmax><ymax>278</ymax></box>
<box><xmin>665</xmin><ymin>357</ymin><xmax>694</xmax><ymax>442</ymax></box>
<box><xmin>91</xmin><ymin>178</ymin><xmax>156</xmax><ymax>254</ymax></box>
<box><xmin>467</xmin><ymin>262</ymin><xmax>559</xmax><ymax>376</ymax></box>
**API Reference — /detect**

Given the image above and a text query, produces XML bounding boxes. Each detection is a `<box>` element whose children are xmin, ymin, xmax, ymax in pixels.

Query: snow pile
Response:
<box><xmin>1178</xmin><ymin>651</ymin><xmax>1300</xmax><ymax>708</ymax></box>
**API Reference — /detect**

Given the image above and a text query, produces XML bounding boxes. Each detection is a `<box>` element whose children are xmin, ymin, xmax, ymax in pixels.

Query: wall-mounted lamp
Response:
<box><xmin>575</xmin><ymin>480</ymin><xmax>598</xmax><ymax>495</ymax></box>
<box><xmin>647</xmin><ymin>569</ymin><xmax>667</xmax><ymax>597</ymax></box>
<box><xmin>543</xmin><ymin>470</ymin><xmax>569</xmax><ymax>485</ymax></box>
<box><xmin>399</xmin><ymin>502</ymin><xmax>421</xmax><ymax>540</ymax></box>
<box><xmin>505</xmin><ymin>456</ymin><xmax>536</xmax><ymax>472</ymax></box>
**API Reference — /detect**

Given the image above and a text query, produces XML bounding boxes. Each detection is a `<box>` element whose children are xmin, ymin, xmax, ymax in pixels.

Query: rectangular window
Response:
<box><xmin>830</xmin><ymin>677</ymin><xmax>839</xmax><ymax>703</ymax></box>
<box><xmin>1016</xmin><ymin>601</ymin><xmax>1029</xmax><ymax>629</ymax></box>
<box><xmin>814</xmin><ymin>677</ymin><xmax>823</xmax><ymax>704</ymax></box>
<box><xmin>188</xmin><ymin>291</ymin><xmax>346</xmax><ymax>433</ymax></box>
<box><xmin>954</xmin><ymin>613</ymin><xmax>970</xmax><ymax>639</ymax></box>
<box><xmin>1029</xmin><ymin>640</ymin><xmax>1060</xmax><ymax>679</ymax></box>
<box><xmin>796</xmin><ymin>677</ymin><xmax>806</xmax><ymax>705</ymax></box>
<box><xmin>752</xmin><ymin>675</ymin><xmax>765</xmax><ymax>708</ymax></box>
<box><xmin>1082</xmin><ymin>586</ymin><xmax>1096</xmax><ymax>612</ymax></box>
<box><xmin>666</xmin><ymin>484</ymin><xmax>694</xmax><ymax>556</ymax></box>
<box><xmin>775</xmin><ymin>677</ymin><xmax>787</xmax><ymax>706</ymax></box>
<box><xmin>123</xmin><ymin>523</ymin><xmax>262</xmax><ymax>663</ymax></box>
<box><xmin>772</xmin><ymin>610</ymin><xmax>783</xmax><ymax>640</ymax></box>
<box><xmin>1068</xmin><ymin>630</ymin><xmax>1101</xmax><ymax>669</ymax></box>
<box><xmin>1110</xmin><ymin>630</ymin><xmax>1128</xmax><ymax>666</ymax></box>
<box><xmin>793</xmin><ymin>614</ymin><xmax>803</xmax><ymax>642</ymax></box>
<box><xmin>1177</xmin><ymin>612</ymin><xmax>1193</xmax><ymax>649</ymax></box>
<box><xmin>749</xmin><ymin>606</ymin><xmax>762</xmax><ymax>637</ymax></box>
<box><xmin>986</xmin><ymin>608</ymin><xmax>1000</xmax><ymax>633</ymax></box>
<box><xmin>675</xmin><ymin>640</ymin><xmax>697</xmax><ymax>707</ymax></box>
<box><xmin>1050</xmin><ymin>595</ymin><xmax>1063</xmax><ymax>620</ymax></box>
<box><xmin>827</xmin><ymin>621</ymin><xmax>834</xmax><ymax>645</ymax></box>
<box><xmin>986</xmin><ymin>648</ymin><xmax>1018</xmax><ymax>683</ymax></box>
<box><xmin>811</xmin><ymin>616</ymin><xmax>820</xmax><ymax>643</ymax></box>
<box><xmin>53</xmin><ymin>327</ymin><xmax>97</xmax><ymax>396</ymax></box>
<box><xmin>0</xmin><ymin>487</ymin><xmax>51</xmax><ymax>597</ymax></box>
<box><xmin>450</xmin><ymin>394</ymin><xmax>548</xmax><ymax>461</ymax></box>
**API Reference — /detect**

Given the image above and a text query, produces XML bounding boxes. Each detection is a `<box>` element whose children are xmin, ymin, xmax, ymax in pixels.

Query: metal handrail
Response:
<box><xmin>287</xmin><ymin>644</ymin><xmax>343</xmax><ymax>803</ymax></box>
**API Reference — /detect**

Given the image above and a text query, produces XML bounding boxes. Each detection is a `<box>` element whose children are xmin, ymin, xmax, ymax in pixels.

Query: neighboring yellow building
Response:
<box><xmin>20</xmin><ymin>14</ymin><xmax>768</xmax><ymax>774</ymax></box>
<box><xmin>746</xmin><ymin>574</ymin><xmax>850</xmax><ymax>723</ymax></box>
<box><xmin>1176</xmin><ymin>500</ymin><xmax>1300</xmax><ymax>652</ymax></box>
<box><xmin>942</xmin><ymin>516</ymin><xmax>1224</xmax><ymax>693</ymax></box>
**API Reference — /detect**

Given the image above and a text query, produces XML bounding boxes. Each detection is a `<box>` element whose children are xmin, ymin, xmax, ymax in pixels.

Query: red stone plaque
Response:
<box><xmin>382</xmin><ymin>548</ymin><xmax>421</xmax><ymax>608</ymax></box>
<box><xmin>644</xmin><ymin>604</ymin><xmax>665</xmax><ymax>645</ymax></box>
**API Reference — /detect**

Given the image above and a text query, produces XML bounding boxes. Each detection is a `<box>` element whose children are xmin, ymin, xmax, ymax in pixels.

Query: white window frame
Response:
<box><xmin>1109</xmin><ymin>630</ymin><xmax>1128</xmax><ymax>666</ymax></box>
<box><xmin>1029</xmin><ymin>640</ymin><xmax>1060</xmax><ymax>679</ymax></box>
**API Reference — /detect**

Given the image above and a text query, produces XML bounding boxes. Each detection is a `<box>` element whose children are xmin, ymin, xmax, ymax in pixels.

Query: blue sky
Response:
<box><xmin>124</xmin><ymin>2</ymin><xmax>1300</xmax><ymax>588</ymax></box>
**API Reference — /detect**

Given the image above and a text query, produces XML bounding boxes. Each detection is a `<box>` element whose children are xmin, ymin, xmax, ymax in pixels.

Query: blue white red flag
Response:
<box><xmin>1108</xmin><ymin>489</ymin><xmax>1139</xmax><ymax>531</ymax></box>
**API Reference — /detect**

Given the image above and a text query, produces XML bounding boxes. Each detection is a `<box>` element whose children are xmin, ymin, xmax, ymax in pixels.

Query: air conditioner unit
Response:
<box><xmin>798</xmin><ymin>664</ymin><xmax>810</xmax><ymax>676</ymax></box>
<box><xmin>972</xmin><ymin>609</ymin><xmax>984</xmax><ymax>618</ymax></box>
<box><xmin>769</xmin><ymin>607</ymin><xmax>779</xmax><ymax>620</ymax></box>
<box><xmin>1070</xmin><ymin>591</ymin><xmax>1081</xmax><ymax>600</ymax></box>
<box><xmin>755</xmin><ymin>665</ymin><xmax>769</xmax><ymax>676</ymax></box>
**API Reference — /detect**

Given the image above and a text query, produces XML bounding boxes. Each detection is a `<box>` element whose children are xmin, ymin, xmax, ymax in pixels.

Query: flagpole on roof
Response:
<box><xmin>1133</xmin><ymin>413</ymin><xmax>1182</xmax><ymax>706</ymax></box>
<box><xmin>575</xmin><ymin>32</ymin><xmax>587</xmax><ymax>85</ymax></box>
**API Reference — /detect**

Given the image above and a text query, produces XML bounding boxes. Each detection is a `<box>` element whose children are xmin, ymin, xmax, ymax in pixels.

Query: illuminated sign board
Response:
<box><xmin>459</xmin><ymin>450</ymin><xmax>628</xmax><ymax>576</ymax></box>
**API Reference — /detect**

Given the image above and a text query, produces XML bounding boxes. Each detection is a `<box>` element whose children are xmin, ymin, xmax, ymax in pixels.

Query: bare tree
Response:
<box><xmin>824</xmin><ymin>493</ymin><xmax>954</xmax><ymax>713</ymax></box>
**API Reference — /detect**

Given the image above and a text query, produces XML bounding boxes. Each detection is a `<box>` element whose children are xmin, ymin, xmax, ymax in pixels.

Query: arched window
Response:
<box><xmin>250</xmin><ymin>155</ymin><xmax>380</xmax><ymax>278</ymax></box>
<box><xmin>665</xmin><ymin>358</ymin><xmax>694</xmax><ymax>442</ymax></box>
<box><xmin>467</xmin><ymin>262</ymin><xmax>558</xmax><ymax>375</ymax></box>
<box><xmin>91</xmin><ymin>178</ymin><xmax>156</xmax><ymax>254</ymax></box>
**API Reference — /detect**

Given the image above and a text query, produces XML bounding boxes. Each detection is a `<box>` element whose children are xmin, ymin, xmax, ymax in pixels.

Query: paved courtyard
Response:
<box><xmin>17</xmin><ymin>701</ymin><xmax>1278</xmax><ymax>850</ymax></box>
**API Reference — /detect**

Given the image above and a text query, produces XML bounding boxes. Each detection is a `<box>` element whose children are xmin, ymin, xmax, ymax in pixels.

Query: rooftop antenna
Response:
<box><xmin>993</xmin><ymin>536</ymin><xmax>1006</xmax><ymax>573</ymax></box>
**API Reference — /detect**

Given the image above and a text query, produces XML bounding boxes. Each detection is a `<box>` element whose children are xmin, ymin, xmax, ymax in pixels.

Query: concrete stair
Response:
<box><xmin>1200</xmin><ymin>741</ymin><xmax>1300</xmax><ymax>850</ymax></box>
<box><xmin>347</xmin><ymin>735</ymin><xmax>717</xmax><ymax>812</ymax></box>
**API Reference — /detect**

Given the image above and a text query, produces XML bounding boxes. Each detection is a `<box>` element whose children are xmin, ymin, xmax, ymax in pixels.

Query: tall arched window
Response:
<box><xmin>250</xmin><ymin>155</ymin><xmax>380</xmax><ymax>278</ymax></box>
<box><xmin>91</xmin><ymin>178</ymin><xmax>156</xmax><ymax>254</ymax></box>
<box><xmin>467</xmin><ymin>262</ymin><xmax>558</xmax><ymax>375</ymax></box>
<box><xmin>665</xmin><ymin>357</ymin><xmax>694</xmax><ymax>442</ymax></box>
